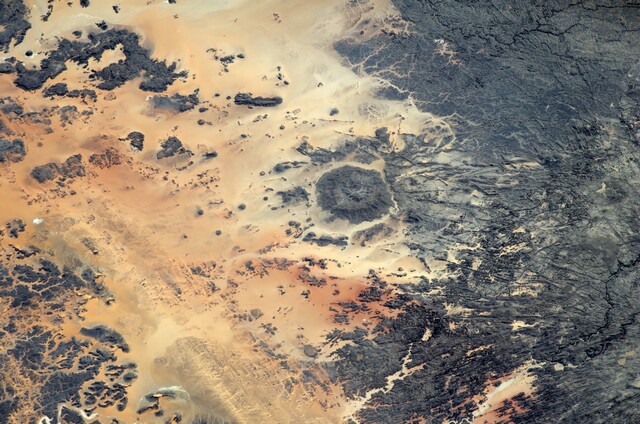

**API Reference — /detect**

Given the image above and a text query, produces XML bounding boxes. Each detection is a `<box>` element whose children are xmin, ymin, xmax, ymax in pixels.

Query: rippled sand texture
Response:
<box><xmin>0</xmin><ymin>0</ymin><xmax>441</xmax><ymax>422</ymax></box>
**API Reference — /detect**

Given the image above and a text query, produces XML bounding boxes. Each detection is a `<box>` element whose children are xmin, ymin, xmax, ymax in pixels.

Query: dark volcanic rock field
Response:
<box><xmin>333</xmin><ymin>1</ymin><xmax>640</xmax><ymax>423</ymax></box>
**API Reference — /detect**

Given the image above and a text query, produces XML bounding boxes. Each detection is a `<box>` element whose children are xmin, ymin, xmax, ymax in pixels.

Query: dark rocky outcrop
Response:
<box><xmin>31</xmin><ymin>154</ymin><xmax>85</xmax><ymax>183</ymax></box>
<box><xmin>68</xmin><ymin>88</ymin><xmax>97</xmax><ymax>101</ymax></box>
<box><xmin>315</xmin><ymin>165</ymin><xmax>392</xmax><ymax>224</ymax></box>
<box><xmin>303</xmin><ymin>345</ymin><xmax>318</xmax><ymax>358</ymax></box>
<box><xmin>0</xmin><ymin>139</ymin><xmax>25</xmax><ymax>162</ymax></box>
<box><xmin>89</xmin><ymin>148</ymin><xmax>121</xmax><ymax>168</ymax></box>
<box><xmin>277</xmin><ymin>186</ymin><xmax>309</xmax><ymax>205</ymax></box>
<box><xmin>43</xmin><ymin>82</ymin><xmax>69</xmax><ymax>97</ymax></box>
<box><xmin>234</xmin><ymin>92</ymin><xmax>282</xmax><ymax>107</ymax></box>
<box><xmin>273</xmin><ymin>160</ymin><xmax>306</xmax><ymax>173</ymax></box>
<box><xmin>0</xmin><ymin>253</ymin><xmax>134</xmax><ymax>420</ymax></box>
<box><xmin>352</xmin><ymin>223</ymin><xmax>394</xmax><ymax>246</ymax></box>
<box><xmin>14</xmin><ymin>29</ymin><xmax>186</xmax><ymax>92</ymax></box>
<box><xmin>0</xmin><ymin>61</ymin><xmax>15</xmax><ymax>74</ymax></box>
<box><xmin>30</xmin><ymin>162</ymin><xmax>58</xmax><ymax>183</ymax></box>
<box><xmin>80</xmin><ymin>325</ymin><xmax>129</xmax><ymax>352</ymax></box>
<box><xmin>156</xmin><ymin>136</ymin><xmax>192</xmax><ymax>160</ymax></box>
<box><xmin>302</xmin><ymin>232</ymin><xmax>348</xmax><ymax>247</ymax></box>
<box><xmin>0</xmin><ymin>0</ymin><xmax>31</xmax><ymax>53</ymax></box>
<box><xmin>0</xmin><ymin>97</ymin><xmax>23</xmax><ymax>117</ymax></box>
<box><xmin>43</xmin><ymin>83</ymin><xmax>97</xmax><ymax>101</ymax></box>
<box><xmin>126</xmin><ymin>131</ymin><xmax>144</xmax><ymax>151</ymax></box>
<box><xmin>4</xmin><ymin>219</ymin><xmax>25</xmax><ymax>238</ymax></box>
<box><xmin>296</xmin><ymin>135</ymin><xmax>385</xmax><ymax>165</ymax></box>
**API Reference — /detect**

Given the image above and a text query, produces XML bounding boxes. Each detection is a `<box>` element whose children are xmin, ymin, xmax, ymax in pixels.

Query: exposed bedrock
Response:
<box><xmin>157</xmin><ymin>136</ymin><xmax>192</xmax><ymax>160</ymax></box>
<box><xmin>0</xmin><ymin>138</ymin><xmax>26</xmax><ymax>163</ymax></box>
<box><xmin>31</xmin><ymin>154</ymin><xmax>86</xmax><ymax>183</ymax></box>
<box><xmin>234</xmin><ymin>92</ymin><xmax>283</xmax><ymax>107</ymax></box>
<box><xmin>0</xmin><ymin>0</ymin><xmax>30</xmax><ymax>53</ymax></box>
<box><xmin>331</xmin><ymin>1</ymin><xmax>640</xmax><ymax>422</ymax></box>
<box><xmin>315</xmin><ymin>165</ymin><xmax>392</xmax><ymax>224</ymax></box>
<box><xmin>14</xmin><ymin>29</ymin><xmax>186</xmax><ymax>92</ymax></box>
<box><xmin>0</xmin><ymin>254</ymin><xmax>133</xmax><ymax>421</ymax></box>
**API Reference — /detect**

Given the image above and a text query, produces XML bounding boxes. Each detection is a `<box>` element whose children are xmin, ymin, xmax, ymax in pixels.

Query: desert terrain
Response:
<box><xmin>2</xmin><ymin>0</ymin><xmax>639</xmax><ymax>423</ymax></box>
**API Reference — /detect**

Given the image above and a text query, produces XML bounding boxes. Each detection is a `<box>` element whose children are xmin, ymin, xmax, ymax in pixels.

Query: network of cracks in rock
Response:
<box><xmin>315</xmin><ymin>165</ymin><xmax>393</xmax><ymax>224</ymax></box>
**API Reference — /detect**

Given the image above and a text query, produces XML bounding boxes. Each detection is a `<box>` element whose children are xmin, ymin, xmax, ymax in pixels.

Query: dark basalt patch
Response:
<box><xmin>0</xmin><ymin>138</ymin><xmax>25</xmax><ymax>162</ymax></box>
<box><xmin>67</xmin><ymin>88</ymin><xmax>97</xmax><ymax>101</ymax></box>
<box><xmin>0</xmin><ymin>0</ymin><xmax>31</xmax><ymax>53</ymax></box>
<box><xmin>277</xmin><ymin>186</ymin><xmax>309</xmax><ymax>205</ymax></box>
<box><xmin>156</xmin><ymin>136</ymin><xmax>192</xmax><ymax>160</ymax></box>
<box><xmin>43</xmin><ymin>82</ymin><xmax>69</xmax><ymax>97</ymax></box>
<box><xmin>352</xmin><ymin>223</ymin><xmax>394</xmax><ymax>247</ymax></box>
<box><xmin>14</xmin><ymin>29</ymin><xmax>186</xmax><ymax>92</ymax></box>
<box><xmin>302</xmin><ymin>232</ymin><xmax>348</xmax><ymax>247</ymax></box>
<box><xmin>80</xmin><ymin>325</ymin><xmax>129</xmax><ymax>353</ymax></box>
<box><xmin>315</xmin><ymin>165</ymin><xmax>392</xmax><ymax>224</ymax></box>
<box><xmin>9</xmin><ymin>244</ymin><xmax>41</xmax><ymax>259</ymax></box>
<box><xmin>273</xmin><ymin>160</ymin><xmax>306</xmax><ymax>173</ymax></box>
<box><xmin>31</xmin><ymin>153</ymin><xmax>85</xmax><ymax>183</ymax></box>
<box><xmin>296</xmin><ymin>134</ymin><xmax>386</xmax><ymax>166</ymax></box>
<box><xmin>59</xmin><ymin>406</ymin><xmax>85</xmax><ymax>424</ymax></box>
<box><xmin>126</xmin><ymin>131</ymin><xmax>144</xmax><ymax>151</ymax></box>
<box><xmin>296</xmin><ymin>141</ymin><xmax>335</xmax><ymax>164</ymax></box>
<box><xmin>43</xmin><ymin>83</ymin><xmax>97</xmax><ymax>101</ymax></box>
<box><xmin>0</xmin><ymin>61</ymin><xmax>14</xmax><ymax>74</ymax></box>
<box><xmin>234</xmin><ymin>92</ymin><xmax>283</xmax><ymax>107</ymax></box>
<box><xmin>4</xmin><ymin>219</ymin><xmax>25</xmax><ymax>239</ymax></box>
<box><xmin>0</xmin><ymin>252</ymin><xmax>134</xmax><ymax>420</ymax></box>
<box><xmin>0</xmin><ymin>96</ymin><xmax>23</xmax><ymax>117</ymax></box>
<box><xmin>30</xmin><ymin>162</ymin><xmax>58</xmax><ymax>183</ymax></box>
<box><xmin>59</xmin><ymin>105</ymin><xmax>81</xmax><ymax>124</ymax></box>
<box><xmin>303</xmin><ymin>345</ymin><xmax>318</xmax><ymax>358</ymax></box>
<box><xmin>136</xmin><ymin>387</ymin><xmax>187</xmax><ymax>417</ymax></box>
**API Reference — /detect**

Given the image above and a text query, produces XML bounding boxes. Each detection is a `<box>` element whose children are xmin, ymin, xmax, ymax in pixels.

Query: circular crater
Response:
<box><xmin>315</xmin><ymin>165</ymin><xmax>392</xmax><ymax>224</ymax></box>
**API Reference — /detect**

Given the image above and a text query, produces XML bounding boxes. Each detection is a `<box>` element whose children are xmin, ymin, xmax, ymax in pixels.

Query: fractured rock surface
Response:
<box><xmin>316</xmin><ymin>165</ymin><xmax>392</xmax><ymax>224</ymax></box>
